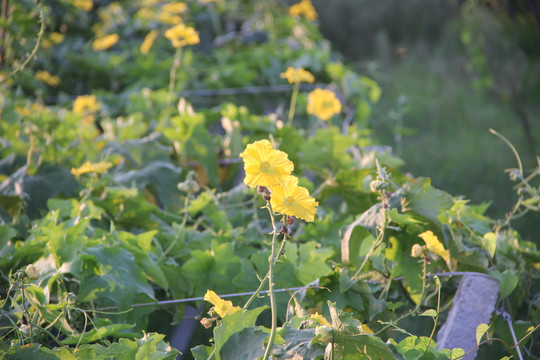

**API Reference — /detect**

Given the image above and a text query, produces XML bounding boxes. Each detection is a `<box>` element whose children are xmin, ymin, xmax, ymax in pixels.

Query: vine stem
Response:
<box><xmin>425</xmin><ymin>276</ymin><xmax>441</xmax><ymax>351</ymax></box>
<box><xmin>166</xmin><ymin>47</ymin><xmax>182</xmax><ymax>106</ymax></box>
<box><xmin>287</xmin><ymin>82</ymin><xmax>300</xmax><ymax>126</ymax></box>
<box><xmin>352</xmin><ymin>209</ymin><xmax>388</xmax><ymax>280</ymax></box>
<box><xmin>262</xmin><ymin>201</ymin><xmax>279</xmax><ymax>360</ymax></box>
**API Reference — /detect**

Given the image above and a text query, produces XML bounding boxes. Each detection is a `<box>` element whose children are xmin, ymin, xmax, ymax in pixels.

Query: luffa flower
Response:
<box><xmin>280</xmin><ymin>67</ymin><xmax>315</xmax><ymax>84</ymax></box>
<box><xmin>165</xmin><ymin>23</ymin><xmax>200</xmax><ymax>48</ymax></box>
<box><xmin>418</xmin><ymin>231</ymin><xmax>450</xmax><ymax>264</ymax></box>
<box><xmin>204</xmin><ymin>290</ymin><xmax>241</xmax><ymax>318</ymax></box>
<box><xmin>307</xmin><ymin>88</ymin><xmax>342</xmax><ymax>121</ymax></box>
<box><xmin>240</xmin><ymin>139</ymin><xmax>294</xmax><ymax>189</ymax></box>
<box><xmin>270</xmin><ymin>175</ymin><xmax>318</xmax><ymax>222</ymax></box>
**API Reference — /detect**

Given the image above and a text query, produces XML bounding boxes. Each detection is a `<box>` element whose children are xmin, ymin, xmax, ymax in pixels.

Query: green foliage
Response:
<box><xmin>1</xmin><ymin>0</ymin><xmax>539</xmax><ymax>359</ymax></box>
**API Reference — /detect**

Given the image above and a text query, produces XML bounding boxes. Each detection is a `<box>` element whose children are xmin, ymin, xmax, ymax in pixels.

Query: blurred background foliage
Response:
<box><xmin>314</xmin><ymin>0</ymin><xmax>540</xmax><ymax>238</ymax></box>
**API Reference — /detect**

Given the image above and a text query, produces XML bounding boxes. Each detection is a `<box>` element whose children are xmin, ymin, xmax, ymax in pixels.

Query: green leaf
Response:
<box><xmin>451</xmin><ymin>348</ymin><xmax>465</xmax><ymax>360</ymax></box>
<box><xmin>214</xmin><ymin>306</ymin><xmax>267</xmax><ymax>360</ymax></box>
<box><xmin>402</xmin><ymin>178</ymin><xmax>454</xmax><ymax>224</ymax></box>
<box><xmin>2</xmin><ymin>344</ymin><xmax>61</xmax><ymax>360</ymax></box>
<box><xmin>419</xmin><ymin>309</ymin><xmax>438</xmax><ymax>318</ymax></box>
<box><xmin>476</xmin><ymin>323</ymin><xmax>490</xmax><ymax>345</ymax></box>
<box><xmin>62</xmin><ymin>323</ymin><xmax>138</xmax><ymax>345</ymax></box>
<box><xmin>277</xmin><ymin>326</ymin><xmax>325</xmax><ymax>359</ymax></box>
<box><xmin>219</xmin><ymin>327</ymin><xmax>268</xmax><ymax>360</ymax></box>
<box><xmin>191</xmin><ymin>345</ymin><xmax>213</xmax><ymax>360</ymax></box>
<box><xmin>482</xmin><ymin>232</ymin><xmax>497</xmax><ymax>258</ymax></box>
<box><xmin>75</xmin><ymin>246</ymin><xmax>155</xmax><ymax>310</ymax></box>
<box><xmin>491</xmin><ymin>270</ymin><xmax>519</xmax><ymax>299</ymax></box>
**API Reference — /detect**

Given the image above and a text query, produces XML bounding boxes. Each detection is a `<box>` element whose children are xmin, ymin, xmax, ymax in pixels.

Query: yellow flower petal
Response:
<box><xmin>418</xmin><ymin>231</ymin><xmax>450</xmax><ymax>264</ymax></box>
<box><xmin>140</xmin><ymin>30</ymin><xmax>159</xmax><ymax>54</ymax></box>
<box><xmin>92</xmin><ymin>34</ymin><xmax>119</xmax><ymax>51</ymax></box>
<box><xmin>310</xmin><ymin>312</ymin><xmax>331</xmax><ymax>327</ymax></box>
<box><xmin>240</xmin><ymin>139</ymin><xmax>294</xmax><ymax>188</ymax></box>
<box><xmin>289</xmin><ymin>0</ymin><xmax>318</xmax><ymax>21</ymax></box>
<box><xmin>71</xmin><ymin>161</ymin><xmax>113</xmax><ymax>177</ymax></box>
<box><xmin>73</xmin><ymin>95</ymin><xmax>100</xmax><ymax>114</ymax></box>
<box><xmin>165</xmin><ymin>24</ymin><xmax>200</xmax><ymax>47</ymax></box>
<box><xmin>307</xmin><ymin>88</ymin><xmax>341</xmax><ymax>121</ymax></box>
<box><xmin>270</xmin><ymin>175</ymin><xmax>318</xmax><ymax>222</ymax></box>
<box><xmin>280</xmin><ymin>67</ymin><xmax>315</xmax><ymax>84</ymax></box>
<box><xmin>204</xmin><ymin>290</ymin><xmax>241</xmax><ymax>318</ymax></box>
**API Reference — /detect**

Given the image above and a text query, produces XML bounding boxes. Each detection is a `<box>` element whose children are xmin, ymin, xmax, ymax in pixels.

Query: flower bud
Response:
<box><xmin>369</xmin><ymin>179</ymin><xmax>388</xmax><ymax>193</ymax></box>
<box><xmin>411</xmin><ymin>244</ymin><xmax>424</xmax><ymax>258</ymax></box>
<box><xmin>200</xmin><ymin>317</ymin><xmax>214</xmax><ymax>329</ymax></box>
<box><xmin>25</xmin><ymin>264</ymin><xmax>40</xmax><ymax>280</ymax></box>
<box><xmin>280</xmin><ymin>225</ymin><xmax>291</xmax><ymax>235</ymax></box>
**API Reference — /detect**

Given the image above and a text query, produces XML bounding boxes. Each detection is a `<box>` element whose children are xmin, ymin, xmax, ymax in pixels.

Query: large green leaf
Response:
<box><xmin>213</xmin><ymin>306</ymin><xmax>267</xmax><ymax>360</ymax></box>
<box><xmin>219</xmin><ymin>327</ymin><xmax>269</xmax><ymax>360</ymax></box>
<box><xmin>402</xmin><ymin>178</ymin><xmax>454</xmax><ymax>225</ymax></box>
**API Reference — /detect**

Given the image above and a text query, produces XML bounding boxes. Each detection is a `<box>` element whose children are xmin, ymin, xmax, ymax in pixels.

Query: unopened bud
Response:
<box><xmin>286</xmin><ymin>216</ymin><xmax>295</xmax><ymax>226</ymax></box>
<box><xmin>25</xmin><ymin>264</ymin><xmax>40</xmax><ymax>280</ymax></box>
<box><xmin>200</xmin><ymin>317</ymin><xmax>214</xmax><ymax>329</ymax></box>
<box><xmin>411</xmin><ymin>244</ymin><xmax>424</xmax><ymax>258</ymax></box>
<box><xmin>280</xmin><ymin>225</ymin><xmax>291</xmax><ymax>235</ymax></box>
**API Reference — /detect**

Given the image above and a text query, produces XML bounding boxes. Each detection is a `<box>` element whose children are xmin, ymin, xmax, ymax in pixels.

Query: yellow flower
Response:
<box><xmin>35</xmin><ymin>71</ymin><xmax>61</xmax><ymax>87</ymax></box>
<box><xmin>70</xmin><ymin>0</ymin><xmax>93</xmax><ymax>11</ymax></box>
<box><xmin>162</xmin><ymin>2</ymin><xmax>187</xmax><ymax>13</ymax></box>
<box><xmin>310</xmin><ymin>312</ymin><xmax>331</xmax><ymax>327</ymax></box>
<box><xmin>199</xmin><ymin>0</ymin><xmax>224</xmax><ymax>3</ymax></box>
<box><xmin>270</xmin><ymin>175</ymin><xmax>318</xmax><ymax>222</ymax></box>
<box><xmin>165</xmin><ymin>23</ymin><xmax>200</xmax><ymax>47</ymax></box>
<box><xmin>71</xmin><ymin>161</ymin><xmax>113</xmax><ymax>177</ymax></box>
<box><xmin>240</xmin><ymin>139</ymin><xmax>294</xmax><ymax>189</ymax></box>
<box><xmin>307</xmin><ymin>88</ymin><xmax>342</xmax><ymax>121</ymax></box>
<box><xmin>73</xmin><ymin>95</ymin><xmax>100</xmax><ymax>114</ymax></box>
<box><xmin>418</xmin><ymin>231</ymin><xmax>450</xmax><ymax>264</ymax></box>
<box><xmin>15</xmin><ymin>107</ymin><xmax>31</xmax><ymax>117</ymax></box>
<box><xmin>289</xmin><ymin>0</ymin><xmax>317</xmax><ymax>21</ymax></box>
<box><xmin>204</xmin><ymin>290</ymin><xmax>241</xmax><ymax>318</ymax></box>
<box><xmin>92</xmin><ymin>34</ymin><xmax>119</xmax><ymax>51</ymax></box>
<box><xmin>157</xmin><ymin>12</ymin><xmax>182</xmax><ymax>25</ymax></box>
<box><xmin>280</xmin><ymin>67</ymin><xmax>315</xmax><ymax>85</ymax></box>
<box><xmin>140</xmin><ymin>30</ymin><xmax>159</xmax><ymax>54</ymax></box>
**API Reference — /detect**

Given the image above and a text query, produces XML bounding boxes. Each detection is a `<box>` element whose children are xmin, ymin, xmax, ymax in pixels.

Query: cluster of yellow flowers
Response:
<box><xmin>280</xmin><ymin>67</ymin><xmax>315</xmax><ymax>85</ymax></box>
<box><xmin>240</xmin><ymin>139</ymin><xmax>318</xmax><ymax>222</ymax></box>
<box><xmin>92</xmin><ymin>33</ymin><xmax>119</xmax><ymax>51</ymax></box>
<box><xmin>412</xmin><ymin>231</ymin><xmax>451</xmax><ymax>265</ymax></box>
<box><xmin>73</xmin><ymin>95</ymin><xmax>100</xmax><ymax>114</ymax></box>
<box><xmin>35</xmin><ymin>71</ymin><xmax>61</xmax><ymax>87</ymax></box>
<box><xmin>71</xmin><ymin>161</ymin><xmax>113</xmax><ymax>177</ymax></box>
<box><xmin>289</xmin><ymin>0</ymin><xmax>317</xmax><ymax>21</ymax></box>
<box><xmin>164</xmin><ymin>23</ymin><xmax>200</xmax><ymax>48</ymax></box>
<box><xmin>307</xmin><ymin>88</ymin><xmax>342</xmax><ymax>121</ymax></box>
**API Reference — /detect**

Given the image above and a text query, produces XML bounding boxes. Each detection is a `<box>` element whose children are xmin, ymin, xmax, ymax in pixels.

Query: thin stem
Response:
<box><xmin>489</xmin><ymin>128</ymin><xmax>523</xmax><ymax>176</ymax></box>
<box><xmin>243</xmin><ymin>273</ymin><xmax>269</xmax><ymax>309</ymax></box>
<box><xmin>166</xmin><ymin>47</ymin><xmax>182</xmax><ymax>106</ymax></box>
<box><xmin>262</xmin><ymin>201</ymin><xmax>279</xmax><ymax>360</ymax></box>
<box><xmin>425</xmin><ymin>276</ymin><xmax>441</xmax><ymax>351</ymax></box>
<box><xmin>163</xmin><ymin>196</ymin><xmax>190</xmax><ymax>257</ymax></box>
<box><xmin>352</xmin><ymin>209</ymin><xmax>388</xmax><ymax>280</ymax></box>
<box><xmin>287</xmin><ymin>82</ymin><xmax>300</xmax><ymax>126</ymax></box>
<box><xmin>21</xmin><ymin>287</ymin><xmax>33</xmax><ymax>343</ymax></box>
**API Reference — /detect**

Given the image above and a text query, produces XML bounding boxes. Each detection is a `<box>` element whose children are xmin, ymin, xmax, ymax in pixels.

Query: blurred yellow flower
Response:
<box><xmin>270</xmin><ymin>175</ymin><xmax>318</xmax><ymax>222</ymax></box>
<box><xmin>165</xmin><ymin>23</ymin><xmax>200</xmax><ymax>47</ymax></box>
<box><xmin>35</xmin><ymin>71</ymin><xmax>61</xmax><ymax>87</ymax></box>
<box><xmin>70</xmin><ymin>0</ymin><xmax>93</xmax><ymax>11</ymax></box>
<box><xmin>157</xmin><ymin>12</ymin><xmax>182</xmax><ymax>25</ymax></box>
<box><xmin>199</xmin><ymin>0</ymin><xmax>224</xmax><ymax>3</ymax></box>
<box><xmin>307</xmin><ymin>88</ymin><xmax>341</xmax><ymax>121</ymax></box>
<box><xmin>240</xmin><ymin>139</ymin><xmax>294</xmax><ymax>189</ymax></box>
<box><xmin>162</xmin><ymin>2</ymin><xmax>187</xmax><ymax>13</ymax></box>
<box><xmin>140</xmin><ymin>30</ymin><xmax>159</xmax><ymax>54</ymax></box>
<box><xmin>204</xmin><ymin>290</ymin><xmax>241</xmax><ymax>318</ymax></box>
<box><xmin>92</xmin><ymin>34</ymin><xmax>119</xmax><ymax>51</ymax></box>
<box><xmin>280</xmin><ymin>67</ymin><xmax>314</xmax><ymax>84</ymax></box>
<box><xmin>418</xmin><ymin>231</ymin><xmax>450</xmax><ymax>264</ymax></box>
<box><xmin>71</xmin><ymin>161</ymin><xmax>113</xmax><ymax>177</ymax></box>
<box><xmin>15</xmin><ymin>107</ymin><xmax>31</xmax><ymax>117</ymax></box>
<box><xmin>73</xmin><ymin>95</ymin><xmax>100</xmax><ymax>114</ymax></box>
<box><xmin>289</xmin><ymin>0</ymin><xmax>317</xmax><ymax>21</ymax></box>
